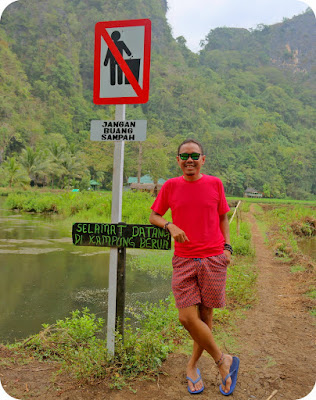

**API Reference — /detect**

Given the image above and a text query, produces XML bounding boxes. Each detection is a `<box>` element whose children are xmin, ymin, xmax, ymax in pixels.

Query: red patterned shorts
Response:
<box><xmin>171</xmin><ymin>254</ymin><xmax>228</xmax><ymax>309</ymax></box>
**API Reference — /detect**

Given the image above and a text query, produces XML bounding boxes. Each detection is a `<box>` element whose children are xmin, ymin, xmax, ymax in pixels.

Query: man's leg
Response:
<box><xmin>186</xmin><ymin>305</ymin><xmax>212</xmax><ymax>392</ymax></box>
<box><xmin>179</xmin><ymin>305</ymin><xmax>233</xmax><ymax>394</ymax></box>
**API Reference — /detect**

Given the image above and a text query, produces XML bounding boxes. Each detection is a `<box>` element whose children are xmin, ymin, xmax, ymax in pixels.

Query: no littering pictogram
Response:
<box><xmin>93</xmin><ymin>19</ymin><xmax>151</xmax><ymax>105</ymax></box>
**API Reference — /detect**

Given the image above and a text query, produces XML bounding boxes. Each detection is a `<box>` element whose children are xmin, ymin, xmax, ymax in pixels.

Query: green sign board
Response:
<box><xmin>72</xmin><ymin>223</ymin><xmax>171</xmax><ymax>250</ymax></box>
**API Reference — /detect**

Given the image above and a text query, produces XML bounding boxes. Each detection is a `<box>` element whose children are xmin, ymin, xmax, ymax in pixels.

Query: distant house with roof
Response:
<box><xmin>244</xmin><ymin>187</ymin><xmax>263</xmax><ymax>198</ymax></box>
<box><xmin>127</xmin><ymin>175</ymin><xmax>166</xmax><ymax>195</ymax></box>
<box><xmin>89</xmin><ymin>180</ymin><xmax>101</xmax><ymax>190</ymax></box>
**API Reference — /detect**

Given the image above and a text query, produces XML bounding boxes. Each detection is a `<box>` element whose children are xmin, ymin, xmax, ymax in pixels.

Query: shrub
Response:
<box><xmin>20</xmin><ymin>297</ymin><xmax>187</xmax><ymax>384</ymax></box>
<box><xmin>230</xmin><ymin>220</ymin><xmax>254</xmax><ymax>256</ymax></box>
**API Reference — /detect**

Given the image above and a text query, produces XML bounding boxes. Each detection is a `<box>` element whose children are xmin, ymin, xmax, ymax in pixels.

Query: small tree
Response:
<box><xmin>19</xmin><ymin>146</ymin><xmax>52</xmax><ymax>186</ymax></box>
<box><xmin>2</xmin><ymin>157</ymin><xmax>30</xmax><ymax>188</ymax></box>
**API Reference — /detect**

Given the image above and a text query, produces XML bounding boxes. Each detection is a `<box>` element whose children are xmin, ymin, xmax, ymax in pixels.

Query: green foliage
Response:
<box><xmin>54</xmin><ymin>309</ymin><xmax>104</xmax><ymax>341</ymax></box>
<box><xmin>290</xmin><ymin>264</ymin><xmax>305</xmax><ymax>273</ymax></box>
<box><xmin>129</xmin><ymin>249</ymin><xmax>173</xmax><ymax>278</ymax></box>
<box><xmin>5</xmin><ymin>191</ymin><xmax>259</xmax><ymax>385</ymax></box>
<box><xmin>230</xmin><ymin>220</ymin><xmax>254</xmax><ymax>256</ymax></box>
<box><xmin>21</xmin><ymin>298</ymin><xmax>187</xmax><ymax>384</ymax></box>
<box><xmin>6</xmin><ymin>191</ymin><xmax>59</xmax><ymax>213</ymax></box>
<box><xmin>48</xmin><ymin>54</ymin><xmax>75</xmax><ymax>96</ymax></box>
<box><xmin>240</xmin><ymin>197</ymin><xmax>316</xmax><ymax>206</ymax></box>
<box><xmin>121</xmin><ymin>191</ymin><xmax>153</xmax><ymax>223</ymax></box>
<box><xmin>115</xmin><ymin>296</ymin><xmax>187</xmax><ymax>377</ymax></box>
<box><xmin>0</xmin><ymin>157</ymin><xmax>30</xmax><ymax>188</ymax></box>
<box><xmin>5</xmin><ymin>190</ymin><xmax>160</xmax><ymax>224</ymax></box>
<box><xmin>0</xmin><ymin>4</ymin><xmax>315</xmax><ymax>199</ymax></box>
<box><xmin>305</xmin><ymin>289</ymin><xmax>316</xmax><ymax>300</ymax></box>
<box><xmin>256</xmin><ymin>204</ymin><xmax>315</xmax><ymax>258</ymax></box>
<box><xmin>240</xmin><ymin>201</ymin><xmax>250</xmax><ymax>212</ymax></box>
<box><xmin>23</xmin><ymin>308</ymin><xmax>104</xmax><ymax>360</ymax></box>
<box><xmin>269</xmin><ymin>205</ymin><xmax>315</xmax><ymax>229</ymax></box>
<box><xmin>226</xmin><ymin>257</ymin><xmax>257</xmax><ymax>308</ymax></box>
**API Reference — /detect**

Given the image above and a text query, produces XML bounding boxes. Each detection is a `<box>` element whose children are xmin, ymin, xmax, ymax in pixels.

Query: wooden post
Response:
<box><xmin>72</xmin><ymin>221</ymin><xmax>172</xmax><ymax>353</ymax></box>
<box><xmin>229</xmin><ymin>200</ymin><xmax>242</xmax><ymax>236</ymax></box>
<box><xmin>229</xmin><ymin>200</ymin><xmax>241</xmax><ymax>224</ymax></box>
<box><xmin>116</xmin><ymin>246</ymin><xmax>126</xmax><ymax>338</ymax></box>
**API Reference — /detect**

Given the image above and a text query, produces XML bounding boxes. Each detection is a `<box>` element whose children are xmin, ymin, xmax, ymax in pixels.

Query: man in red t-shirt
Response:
<box><xmin>149</xmin><ymin>139</ymin><xmax>239</xmax><ymax>396</ymax></box>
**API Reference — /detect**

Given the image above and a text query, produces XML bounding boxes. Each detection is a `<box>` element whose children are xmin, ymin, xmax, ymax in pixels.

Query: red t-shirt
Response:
<box><xmin>151</xmin><ymin>174</ymin><xmax>230</xmax><ymax>258</ymax></box>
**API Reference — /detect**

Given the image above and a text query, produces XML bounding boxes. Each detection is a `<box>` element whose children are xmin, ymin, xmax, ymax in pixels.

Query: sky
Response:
<box><xmin>167</xmin><ymin>0</ymin><xmax>316</xmax><ymax>52</ymax></box>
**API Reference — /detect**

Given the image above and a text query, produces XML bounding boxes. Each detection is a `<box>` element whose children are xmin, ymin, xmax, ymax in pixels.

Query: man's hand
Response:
<box><xmin>223</xmin><ymin>249</ymin><xmax>231</xmax><ymax>265</ymax></box>
<box><xmin>149</xmin><ymin>211</ymin><xmax>189</xmax><ymax>243</ymax></box>
<box><xmin>168</xmin><ymin>224</ymin><xmax>190</xmax><ymax>243</ymax></box>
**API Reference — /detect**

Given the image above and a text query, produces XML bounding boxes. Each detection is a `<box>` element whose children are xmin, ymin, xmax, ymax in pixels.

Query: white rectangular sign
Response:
<box><xmin>90</xmin><ymin>120</ymin><xmax>147</xmax><ymax>141</ymax></box>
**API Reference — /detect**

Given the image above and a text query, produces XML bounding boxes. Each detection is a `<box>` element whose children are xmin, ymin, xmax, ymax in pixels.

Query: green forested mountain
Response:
<box><xmin>0</xmin><ymin>0</ymin><xmax>315</xmax><ymax>199</ymax></box>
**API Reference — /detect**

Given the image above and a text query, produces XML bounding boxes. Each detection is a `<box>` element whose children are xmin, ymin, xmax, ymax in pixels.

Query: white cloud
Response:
<box><xmin>167</xmin><ymin>0</ymin><xmax>315</xmax><ymax>52</ymax></box>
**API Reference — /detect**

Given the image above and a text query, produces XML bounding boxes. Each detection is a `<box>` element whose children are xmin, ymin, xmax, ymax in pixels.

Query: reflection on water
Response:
<box><xmin>0</xmin><ymin>200</ymin><xmax>172</xmax><ymax>343</ymax></box>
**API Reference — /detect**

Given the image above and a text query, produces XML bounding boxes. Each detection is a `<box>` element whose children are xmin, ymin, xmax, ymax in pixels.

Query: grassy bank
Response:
<box><xmin>2</xmin><ymin>191</ymin><xmax>257</xmax><ymax>387</ymax></box>
<box><xmin>4</xmin><ymin>190</ymin><xmax>172</xmax><ymax>224</ymax></box>
<box><xmin>254</xmin><ymin>204</ymin><xmax>315</xmax><ymax>256</ymax></box>
<box><xmin>228</xmin><ymin>196</ymin><xmax>316</xmax><ymax>206</ymax></box>
<box><xmin>252</xmin><ymin>203</ymin><xmax>315</xmax><ymax>317</ymax></box>
<box><xmin>8</xmin><ymin>247</ymin><xmax>256</xmax><ymax>389</ymax></box>
<box><xmin>5</xmin><ymin>190</ymin><xmax>314</xmax><ymax>221</ymax></box>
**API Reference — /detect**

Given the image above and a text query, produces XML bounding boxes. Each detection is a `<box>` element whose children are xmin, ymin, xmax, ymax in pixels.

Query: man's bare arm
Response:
<box><xmin>149</xmin><ymin>210</ymin><xmax>189</xmax><ymax>243</ymax></box>
<box><xmin>219</xmin><ymin>213</ymin><xmax>231</xmax><ymax>263</ymax></box>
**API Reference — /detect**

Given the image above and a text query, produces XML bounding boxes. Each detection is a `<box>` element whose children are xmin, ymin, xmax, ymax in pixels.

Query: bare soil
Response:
<box><xmin>1</xmin><ymin>207</ymin><xmax>315</xmax><ymax>400</ymax></box>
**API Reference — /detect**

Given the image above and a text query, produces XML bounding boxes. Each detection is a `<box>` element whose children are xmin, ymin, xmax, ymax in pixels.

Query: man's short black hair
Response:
<box><xmin>178</xmin><ymin>139</ymin><xmax>204</xmax><ymax>155</ymax></box>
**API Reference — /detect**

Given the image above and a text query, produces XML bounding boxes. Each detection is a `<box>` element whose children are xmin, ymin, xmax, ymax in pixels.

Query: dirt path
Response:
<box><xmin>1</xmin><ymin>207</ymin><xmax>315</xmax><ymax>399</ymax></box>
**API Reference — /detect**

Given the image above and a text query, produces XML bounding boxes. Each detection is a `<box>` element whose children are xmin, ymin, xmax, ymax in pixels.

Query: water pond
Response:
<box><xmin>0</xmin><ymin>200</ymin><xmax>172</xmax><ymax>343</ymax></box>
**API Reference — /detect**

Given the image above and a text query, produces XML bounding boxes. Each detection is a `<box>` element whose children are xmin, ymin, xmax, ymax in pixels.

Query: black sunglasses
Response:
<box><xmin>179</xmin><ymin>153</ymin><xmax>201</xmax><ymax>161</ymax></box>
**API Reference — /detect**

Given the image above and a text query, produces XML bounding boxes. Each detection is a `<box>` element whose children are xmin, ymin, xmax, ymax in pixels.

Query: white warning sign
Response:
<box><xmin>90</xmin><ymin>120</ymin><xmax>147</xmax><ymax>141</ymax></box>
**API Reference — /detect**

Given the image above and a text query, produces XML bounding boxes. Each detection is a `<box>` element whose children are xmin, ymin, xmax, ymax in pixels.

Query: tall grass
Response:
<box><xmin>5</xmin><ymin>191</ymin><xmax>110</xmax><ymax>216</ymax></box>
<box><xmin>255</xmin><ymin>204</ymin><xmax>316</xmax><ymax>317</ymax></box>
<box><xmin>230</xmin><ymin>219</ymin><xmax>254</xmax><ymax>256</ymax></box>
<box><xmin>5</xmin><ymin>190</ymin><xmax>163</xmax><ymax>224</ymax></box>
<box><xmin>260</xmin><ymin>205</ymin><xmax>316</xmax><ymax>256</ymax></box>
<box><xmin>227</xmin><ymin>196</ymin><xmax>316</xmax><ymax>206</ymax></box>
<box><xmin>268</xmin><ymin>205</ymin><xmax>315</xmax><ymax>227</ymax></box>
<box><xmin>15</xmin><ymin>298</ymin><xmax>187</xmax><ymax>386</ymax></box>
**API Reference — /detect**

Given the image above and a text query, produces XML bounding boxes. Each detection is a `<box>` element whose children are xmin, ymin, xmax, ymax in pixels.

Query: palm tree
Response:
<box><xmin>19</xmin><ymin>147</ymin><xmax>52</xmax><ymax>186</ymax></box>
<box><xmin>46</xmin><ymin>141</ymin><xmax>68</xmax><ymax>188</ymax></box>
<box><xmin>60</xmin><ymin>152</ymin><xmax>88</xmax><ymax>188</ymax></box>
<box><xmin>2</xmin><ymin>157</ymin><xmax>30</xmax><ymax>188</ymax></box>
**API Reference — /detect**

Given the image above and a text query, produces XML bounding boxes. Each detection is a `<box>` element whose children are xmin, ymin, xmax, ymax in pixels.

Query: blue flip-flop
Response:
<box><xmin>187</xmin><ymin>368</ymin><xmax>204</xmax><ymax>394</ymax></box>
<box><xmin>219</xmin><ymin>356</ymin><xmax>240</xmax><ymax>396</ymax></box>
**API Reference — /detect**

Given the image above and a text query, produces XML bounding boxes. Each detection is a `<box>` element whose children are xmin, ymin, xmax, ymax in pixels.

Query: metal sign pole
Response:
<box><xmin>92</xmin><ymin>19</ymin><xmax>151</xmax><ymax>357</ymax></box>
<box><xmin>107</xmin><ymin>104</ymin><xmax>125</xmax><ymax>355</ymax></box>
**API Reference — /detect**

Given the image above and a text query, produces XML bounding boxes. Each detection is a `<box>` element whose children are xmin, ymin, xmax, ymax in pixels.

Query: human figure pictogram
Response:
<box><xmin>104</xmin><ymin>31</ymin><xmax>132</xmax><ymax>85</ymax></box>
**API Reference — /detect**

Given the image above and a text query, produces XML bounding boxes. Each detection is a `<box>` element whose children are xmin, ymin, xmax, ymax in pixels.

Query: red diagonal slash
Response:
<box><xmin>101</xmin><ymin>29</ymin><xmax>143</xmax><ymax>97</ymax></box>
